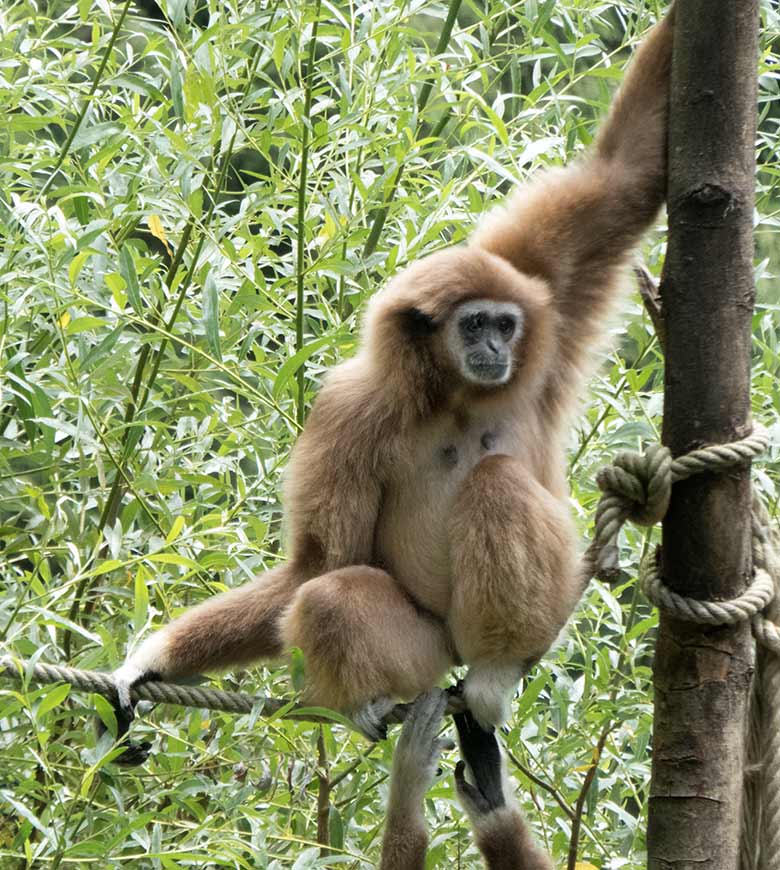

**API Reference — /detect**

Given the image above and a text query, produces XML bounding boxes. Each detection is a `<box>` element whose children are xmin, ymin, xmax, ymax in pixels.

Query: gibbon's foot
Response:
<box><xmin>453</xmin><ymin>708</ymin><xmax>505</xmax><ymax>814</ymax></box>
<box><xmin>94</xmin><ymin>662</ymin><xmax>162</xmax><ymax>766</ymax></box>
<box><xmin>111</xmin><ymin>661</ymin><xmax>161</xmax><ymax>736</ymax></box>
<box><xmin>463</xmin><ymin>662</ymin><xmax>524</xmax><ymax>729</ymax></box>
<box><xmin>351</xmin><ymin>696</ymin><xmax>398</xmax><ymax>741</ymax></box>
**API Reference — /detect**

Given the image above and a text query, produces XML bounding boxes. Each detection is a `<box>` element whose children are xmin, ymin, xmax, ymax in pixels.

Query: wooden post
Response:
<box><xmin>648</xmin><ymin>2</ymin><xmax>759</xmax><ymax>868</ymax></box>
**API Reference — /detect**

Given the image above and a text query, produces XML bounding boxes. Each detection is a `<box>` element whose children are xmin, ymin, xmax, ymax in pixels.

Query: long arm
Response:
<box><xmin>379</xmin><ymin>690</ymin><xmax>451</xmax><ymax>870</ymax></box>
<box><xmin>472</xmin><ymin>7</ymin><xmax>675</xmax><ymax>407</ymax></box>
<box><xmin>455</xmin><ymin>710</ymin><xmax>554</xmax><ymax>870</ymax></box>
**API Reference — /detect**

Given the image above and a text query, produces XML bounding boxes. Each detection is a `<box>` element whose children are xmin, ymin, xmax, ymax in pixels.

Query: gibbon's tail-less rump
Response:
<box><xmin>112</xmin><ymin>7</ymin><xmax>676</xmax><ymax>740</ymax></box>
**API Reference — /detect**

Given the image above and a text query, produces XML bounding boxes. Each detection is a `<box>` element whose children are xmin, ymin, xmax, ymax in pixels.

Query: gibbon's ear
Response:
<box><xmin>399</xmin><ymin>307</ymin><xmax>438</xmax><ymax>339</ymax></box>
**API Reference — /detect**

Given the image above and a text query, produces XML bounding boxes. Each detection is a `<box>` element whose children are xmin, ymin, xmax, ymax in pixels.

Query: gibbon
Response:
<box><xmin>111</xmin><ymin>7</ymin><xmax>675</xmax><ymax>746</ymax></box>
<box><xmin>379</xmin><ymin>689</ymin><xmax>553</xmax><ymax>870</ymax></box>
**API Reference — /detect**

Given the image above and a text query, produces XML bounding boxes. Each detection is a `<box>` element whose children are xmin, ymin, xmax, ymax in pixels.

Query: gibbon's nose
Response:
<box><xmin>486</xmin><ymin>337</ymin><xmax>500</xmax><ymax>354</ymax></box>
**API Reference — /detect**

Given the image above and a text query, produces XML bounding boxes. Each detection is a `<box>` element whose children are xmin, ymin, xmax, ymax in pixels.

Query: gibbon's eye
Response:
<box><xmin>465</xmin><ymin>313</ymin><xmax>485</xmax><ymax>333</ymax></box>
<box><xmin>497</xmin><ymin>316</ymin><xmax>515</xmax><ymax>338</ymax></box>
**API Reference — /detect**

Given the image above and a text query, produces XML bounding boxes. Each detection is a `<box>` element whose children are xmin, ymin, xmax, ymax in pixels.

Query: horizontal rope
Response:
<box><xmin>0</xmin><ymin>656</ymin><xmax>463</xmax><ymax>727</ymax></box>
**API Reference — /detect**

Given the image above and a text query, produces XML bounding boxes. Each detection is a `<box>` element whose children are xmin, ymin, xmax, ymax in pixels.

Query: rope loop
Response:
<box><xmin>584</xmin><ymin>425</ymin><xmax>771</xmax><ymax>586</ymax></box>
<box><xmin>639</xmin><ymin>548</ymin><xmax>776</xmax><ymax>626</ymax></box>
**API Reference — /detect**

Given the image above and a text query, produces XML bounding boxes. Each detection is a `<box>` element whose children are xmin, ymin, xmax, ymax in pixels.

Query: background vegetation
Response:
<box><xmin>1</xmin><ymin>0</ymin><xmax>779</xmax><ymax>867</ymax></box>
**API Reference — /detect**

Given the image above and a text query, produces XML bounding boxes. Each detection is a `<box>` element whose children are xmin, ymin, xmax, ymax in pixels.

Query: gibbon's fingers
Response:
<box><xmin>111</xmin><ymin>660</ymin><xmax>158</xmax><ymax>733</ymax></box>
<box><xmin>390</xmin><ymin>689</ymin><xmax>451</xmax><ymax>798</ymax></box>
<box><xmin>454</xmin><ymin>708</ymin><xmax>506</xmax><ymax>813</ymax></box>
<box><xmin>454</xmin><ymin>713</ymin><xmax>555</xmax><ymax>870</ymax></box>
<box><xmin>378</xmin><ymin>690</ymin><xmax>452</xmax><ymax>870</ymax></box>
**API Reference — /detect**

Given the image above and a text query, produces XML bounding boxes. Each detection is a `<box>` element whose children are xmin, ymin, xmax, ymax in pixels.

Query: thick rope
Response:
<box><xmin>639</xmin><ymin>556</ymin><xmax>774</xmax><ymax>627</ymax></box>
<box><xmin>581</xmin><ymin>426</ymin><xmax>769</xmax><ymax>584</ymax></box>
<box><xmin>0</xmin><ymin>656</ymin><xmax>461</xmax><ymax>729</ymax></box>
<box><xmin>580</xmin><ymin>425</ymin><xmax>779</xmax><ymax>870</ymax></box>
<box><xmin>751</xmin><ymin>498</ymin><xmax>780</xmax><ymax>870</ymax></box>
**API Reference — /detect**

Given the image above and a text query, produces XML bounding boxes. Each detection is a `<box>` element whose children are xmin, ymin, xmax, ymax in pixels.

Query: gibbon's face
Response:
<box><xmin>444</xmin><ymin>298</ymin><xmax>524</xmax><ymax>386</ymax></box>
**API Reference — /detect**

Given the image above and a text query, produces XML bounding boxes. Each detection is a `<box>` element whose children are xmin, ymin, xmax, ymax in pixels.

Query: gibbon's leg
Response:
<box><xmin>448</xmin><ymin>455</ymin><xmax>579</xmax><ymax>728</ymax></box>
<box><xmin>454</xmin><ymin>708</ymin><xmax>554</xmax><ymax>870</ymax></box>
<box><xmin>379</xmin><ymin>689</ymin><xmax>453</xmax><ymax>870</ymax></box>
<box><xmin>113</xmin><ymin>564</ymin><xmax>300</xmax><ymax>727</ymax></box>
<box><xmin>279</xmin><ymin>566</ymin><xmax>453</xmax><ymax>737</ymax></box>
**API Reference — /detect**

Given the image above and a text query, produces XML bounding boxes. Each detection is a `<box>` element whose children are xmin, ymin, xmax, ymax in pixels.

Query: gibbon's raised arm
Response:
<box><xmin>472</xmin><ymin>6</ymin><xmax>675</xmax><ymax>410</ymax></box>
<box><xmin>454</xmin><ymin>710</ymin><xmax>554</xmax><ymax>870</ymax></box>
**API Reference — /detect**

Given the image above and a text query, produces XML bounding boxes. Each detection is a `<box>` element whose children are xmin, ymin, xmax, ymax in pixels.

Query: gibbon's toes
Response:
<box><xmin>351</xmin><ymin>696</ymin><xmax>397</xmax><ymax>742</ymax></box>
<box><xmin>111</xmin><ymin>662</ymin><xmax>161</xmax><ymax>738</ymax></box>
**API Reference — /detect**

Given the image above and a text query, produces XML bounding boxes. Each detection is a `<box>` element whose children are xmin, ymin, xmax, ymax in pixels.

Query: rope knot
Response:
<box><xmin>596</xmin><ymin>443</ymin><xmax>672</xmax><ymax>526</ymax></box>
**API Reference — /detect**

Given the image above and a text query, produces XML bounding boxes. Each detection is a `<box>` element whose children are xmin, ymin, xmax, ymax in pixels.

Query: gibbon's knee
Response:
<box><xmin>280</xmin><ymin>567</ymin><xmax>452</xmax><ymax>712</ymax></box>
<box><xmin>448</xmin><ymin>456</ymin><xmax>579</xmax><ymax>665</ymax></box>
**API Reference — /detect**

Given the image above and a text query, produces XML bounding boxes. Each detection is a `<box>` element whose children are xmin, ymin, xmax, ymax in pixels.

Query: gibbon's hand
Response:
<box><xmin>379</xmin><ymin>689</ymin><xmax>455</xmax><ymax>870</ymax></box>
<box><xmin>453</xmin><ymin>707</ymin><xmax>506</xmax><ymax>815</ymax></box>
<box><xmin>390</xmin><ymin>688</ymin><xmax>454</xmax><ymax>801</ymax></box>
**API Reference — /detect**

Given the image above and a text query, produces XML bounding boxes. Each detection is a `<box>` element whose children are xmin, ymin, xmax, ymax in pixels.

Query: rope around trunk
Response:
<box><xmin>579</xmin><ymin>424</ymin><xmax>779</xmax><ymax>870</ymax></box>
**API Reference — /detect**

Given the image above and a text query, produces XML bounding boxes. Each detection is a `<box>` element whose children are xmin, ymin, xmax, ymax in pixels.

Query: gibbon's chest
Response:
<box><xmin>374</xmin><ymin>410</ymin><xmax>522</xmax><ymax>617</ymax></box>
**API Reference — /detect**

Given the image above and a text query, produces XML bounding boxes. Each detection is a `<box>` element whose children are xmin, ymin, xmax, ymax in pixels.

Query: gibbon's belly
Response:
<box><xmin>375</xmin><ymin>415</ymin><xmax>517</xmax><ymax>617</ymax></box>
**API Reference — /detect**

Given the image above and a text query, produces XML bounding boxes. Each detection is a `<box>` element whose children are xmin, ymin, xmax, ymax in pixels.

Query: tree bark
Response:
<box><xmin>647</xmin><ymin>2</ymin><xmax>759</xmax><ymax>869</ymax></box>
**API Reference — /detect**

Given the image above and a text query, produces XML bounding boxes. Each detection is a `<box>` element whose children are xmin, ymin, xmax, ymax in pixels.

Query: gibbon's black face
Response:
<box><xmin>444</xmin><ymin>299</ymin><xmax>524</xmax><ymax>386</ymax></box>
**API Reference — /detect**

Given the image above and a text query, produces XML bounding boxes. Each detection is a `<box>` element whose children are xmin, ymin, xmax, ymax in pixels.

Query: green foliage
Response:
<box><xmin>1</xmin><ymin>0</ymin><xmax>778</xmax><ymax>867</ymax></box>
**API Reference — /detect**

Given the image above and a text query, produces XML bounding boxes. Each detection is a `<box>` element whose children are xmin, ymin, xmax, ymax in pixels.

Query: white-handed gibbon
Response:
<box><xmin>112</xmin><ymin>7</ymin><xmax>675</xmax><ymax>746</ymax></box>
<box><xmin>379</xmin><ymin>689</ymin><xmax>553</xmax><ymax>870</ymax></box>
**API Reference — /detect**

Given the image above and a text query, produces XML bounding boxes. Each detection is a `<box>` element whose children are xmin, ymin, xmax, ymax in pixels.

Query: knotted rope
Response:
<box><xmin>579</xmin><ymin>424</ymin><xmax>779</xmax><ymax>870</ymax></box>
<box><xmin>581</xmin><ymin>427</ymin><xmax>770</xmax><ymax>584</ymax></box>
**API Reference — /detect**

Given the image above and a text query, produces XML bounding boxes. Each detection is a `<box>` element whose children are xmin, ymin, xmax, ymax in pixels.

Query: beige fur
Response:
<box><xmin>118</xmin><ymin>11</ymin><xmax>674</xmax><ymax>724</ymax></box>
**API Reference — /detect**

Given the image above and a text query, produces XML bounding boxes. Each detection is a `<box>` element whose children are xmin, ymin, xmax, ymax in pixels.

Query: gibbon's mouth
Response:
<box><xmin>466</xmin><ymin>360</ymin><xmax>510</xmax><ymax>383</ymax></box>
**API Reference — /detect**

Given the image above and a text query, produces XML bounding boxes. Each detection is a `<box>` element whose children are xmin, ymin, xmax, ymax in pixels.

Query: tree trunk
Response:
<box><xmin>647</xmin><ymin>2</ymin><xmax>759</xmax><ymax>869</ymax></box>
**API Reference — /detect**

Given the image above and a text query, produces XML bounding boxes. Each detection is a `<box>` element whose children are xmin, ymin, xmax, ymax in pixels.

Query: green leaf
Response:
<box><xmin>134</xmin><ymin>566</ymin><xmax>149</xmax><ymax>634</ymax></box>
<box><xmin>273</xmin><ymin>336</ymin><xmax>332</xmax><ymax>399</ymax></box>
<box><xmin>202</xmin><ymin>270</ymin><xmax>222</xmax><ymax>362</ymax></box>
<box><xmin>289</xmin><ymin>647</ymin><xmax>306</xmax><ymax>693</ymax></box>
<box><xmin>166</xmin><ymin>515</ymin><xmax>186</xmax><ymax>544</ymax></box>
<box><xmin>36</xmin><ymin>683</ymin><xmax>70</xmax><ymax>720</ymax></box>
<box><xmin>92</xmin><ymin>693</ymin><xmax>118</xmax><ymax>738</ymax></box>
<box><xmin>119</xmin><ymin>245</ymin><xmax>143</xmax><ymax>314</ymax></box>
<box><xmin>65</xmin><ymin>316</ymin><xmax>106</xmax><ymax>334</ymax></box>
